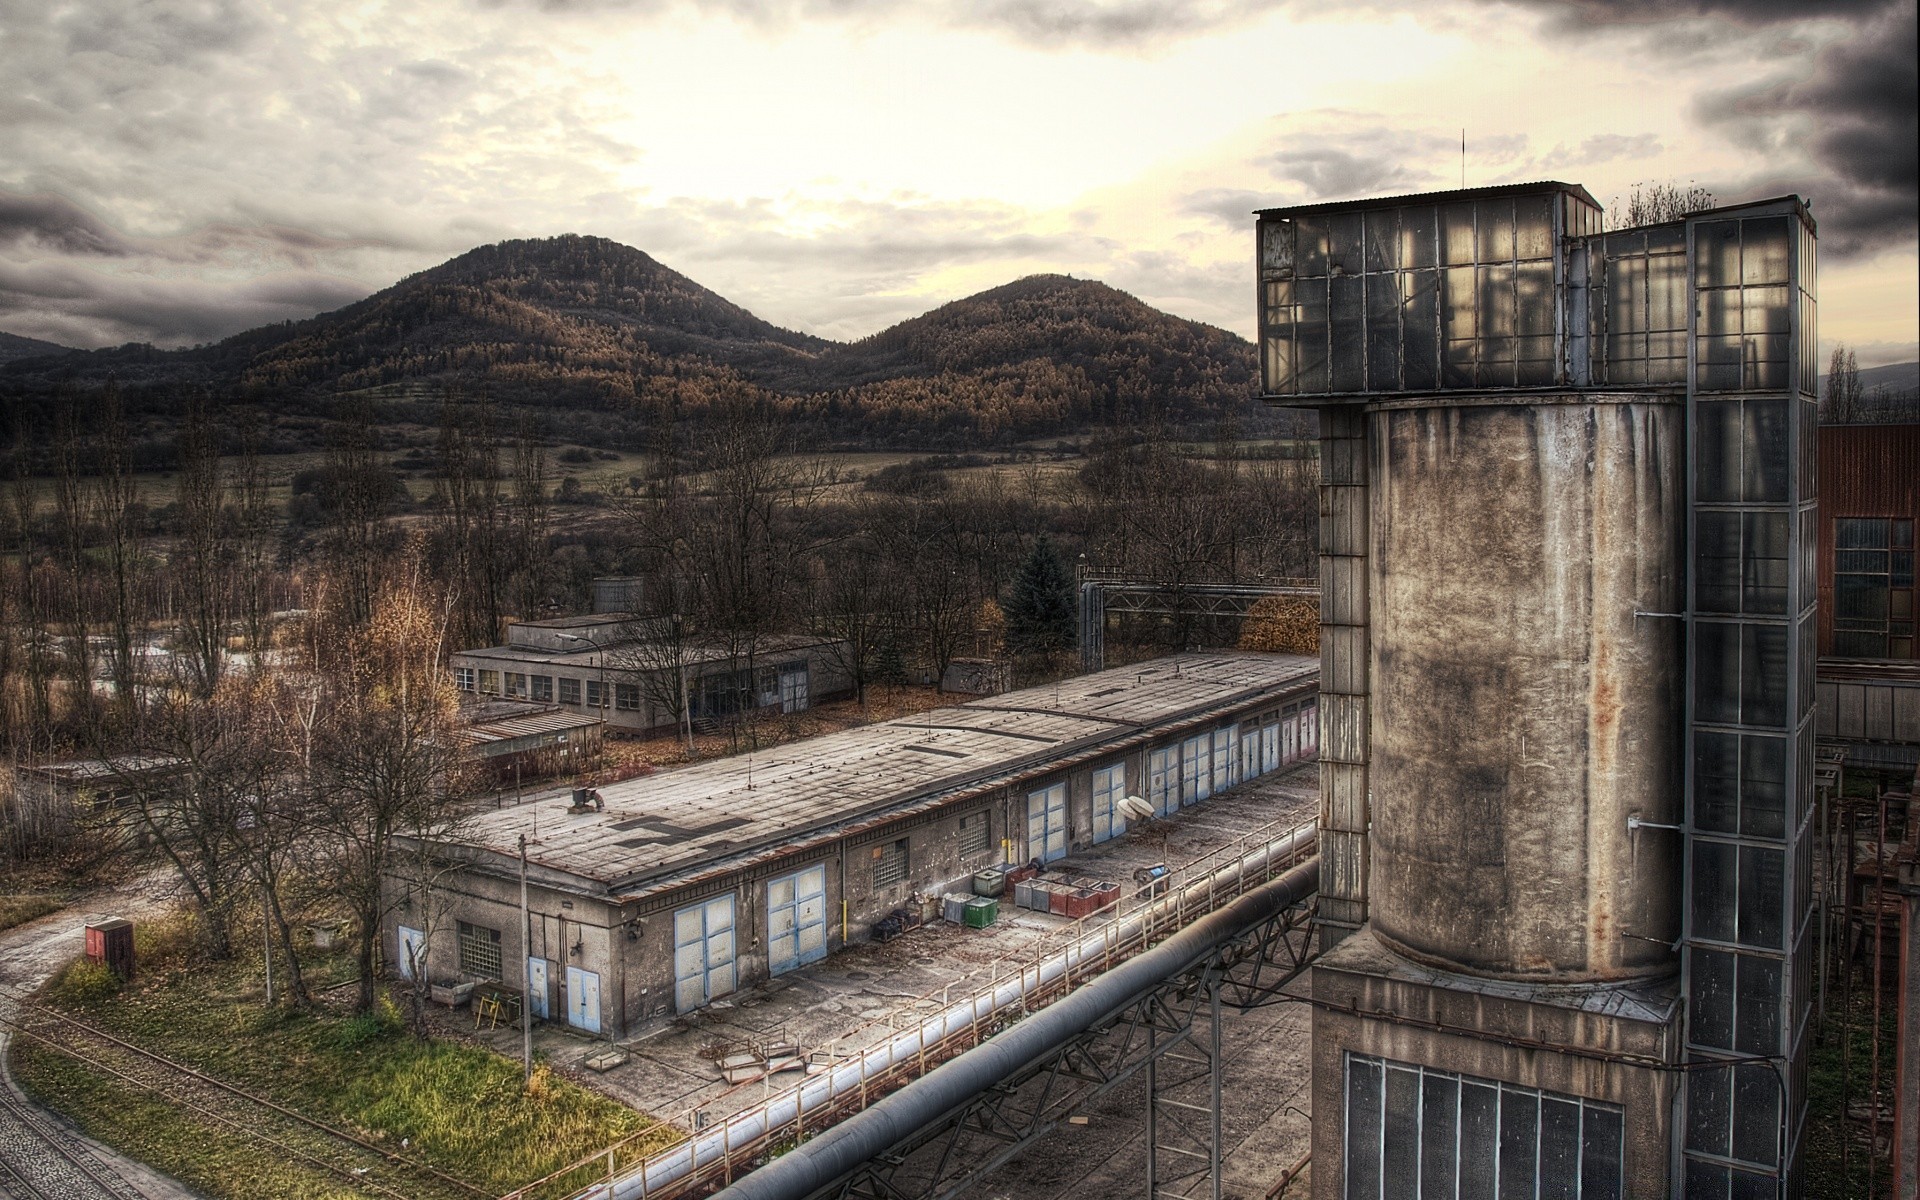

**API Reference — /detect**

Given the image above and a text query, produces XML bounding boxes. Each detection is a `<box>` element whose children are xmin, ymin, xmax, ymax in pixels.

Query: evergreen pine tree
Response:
<box><xmin>1005</xmin><ymin>536</ymin><xmax>1077</xmax><ymax>657</ymax></box>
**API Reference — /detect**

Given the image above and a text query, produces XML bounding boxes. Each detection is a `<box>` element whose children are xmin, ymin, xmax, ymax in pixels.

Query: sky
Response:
<box><xmin>1</xmin><ymin>0</ymin><xmax>1914</xmax><ymax>366</ymax></box>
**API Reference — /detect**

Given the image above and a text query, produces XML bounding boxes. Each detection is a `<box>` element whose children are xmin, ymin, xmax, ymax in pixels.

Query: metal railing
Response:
<box><xmin>504</xmin><ymin>815</ymin><xmax>1317</xmax><ymax>1200</ymax></box>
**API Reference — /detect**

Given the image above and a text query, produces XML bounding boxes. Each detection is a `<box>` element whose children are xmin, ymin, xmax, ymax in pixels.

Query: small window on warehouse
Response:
<box><xmin>871</xmin><ymin>838</ymin><xmax>909</xmax><ymax>889</ymax></box>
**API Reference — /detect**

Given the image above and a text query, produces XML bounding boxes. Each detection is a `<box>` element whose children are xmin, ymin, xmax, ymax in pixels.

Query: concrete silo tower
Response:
<box><xmin>1255</xmin><ymin>183</ymin><xmax>1817</xmax><ymax>1198</ymax></box>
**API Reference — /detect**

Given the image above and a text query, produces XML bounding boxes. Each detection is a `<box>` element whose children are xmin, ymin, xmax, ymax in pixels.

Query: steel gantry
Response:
<box><xmin>1078</xmin><ymin>578</ymin><xmax>1318</xmax><ymax>672</ymax></box>
<box><xmin>708</xmin><ymin>862</ymin><xmax>1320</xmax><ymax>1200</ymax></box>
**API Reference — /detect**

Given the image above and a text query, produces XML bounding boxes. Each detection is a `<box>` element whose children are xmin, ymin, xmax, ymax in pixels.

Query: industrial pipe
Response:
<box><xmin>710</xmin><ymin>856</ymin><xmax>1321</xmax><ymax>1200</ymax></box>
<box><xmin>579</xmin><ymin>824</ymin><xmax>1316</xmax><ymax>1200</ymax></box>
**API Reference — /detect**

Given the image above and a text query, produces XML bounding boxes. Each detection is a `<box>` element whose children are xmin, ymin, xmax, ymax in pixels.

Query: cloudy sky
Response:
<box><xmin>1</xmin><ymin>0</ymin><xmax>1914</xmax><ymax>365</ymax></box>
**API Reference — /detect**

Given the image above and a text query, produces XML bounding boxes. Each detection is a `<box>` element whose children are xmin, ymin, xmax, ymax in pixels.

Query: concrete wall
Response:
<box><xmin>1367</xmin><ymin>397</ymin><xmax>1685</xmax><ymax>982</ymax></box>
<box><xmin>1309</xmin><ymin>934</ymin><xmax>1681</xmax><ymax>1200</ymax></box>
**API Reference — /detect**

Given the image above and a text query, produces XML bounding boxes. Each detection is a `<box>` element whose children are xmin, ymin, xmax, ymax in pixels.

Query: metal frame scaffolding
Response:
<box><xmin>793</xmin><ymin>893</ymin><xmax>1319</xmax><ymax>1200</ymax></box>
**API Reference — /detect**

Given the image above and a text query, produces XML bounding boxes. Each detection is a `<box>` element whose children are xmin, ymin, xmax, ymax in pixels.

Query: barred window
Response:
<box><xmin>559</xmin><ymin>677</ymin><xmax>581</xmax><ymax>705</ymax></box>
<box><xmin>457</xmin><ymin>921</ymin><xmax>502</xmax><ymax>979</ymax></box>
<box><xmin>531</xmin><ymin>675</ymin><xmax>553</xmax><ymax>702</ymax></box>
<box><xmin>959</xmin><ymin>812</ymin><xmax>991</xmax><ymax>858</ymax></box>
<box><xmin>871</xmin><ymin>838</ymin><xmax>908</xmax><ymax>889</ymax></box>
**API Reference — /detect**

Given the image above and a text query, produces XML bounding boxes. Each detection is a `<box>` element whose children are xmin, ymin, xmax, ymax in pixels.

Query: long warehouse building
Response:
<box><xmin>388</xmin><ymin>652</ymin><xmax>1319</xmax><ymax>1038</ymax></box>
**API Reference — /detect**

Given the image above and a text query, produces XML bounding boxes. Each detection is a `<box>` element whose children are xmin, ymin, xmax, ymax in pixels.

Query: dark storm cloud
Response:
<box><xmin>0</xmin><ymin>193</ymin><xmax>135</xmax><ymax>257</ymax></box>
<box><xmin>1523</xmin><ymin>0</ymin><xmax>1886</xmax><ymax>25</ymax></box>
<box><xmin>1697</xmin><ymin>0</ymin><xmax>1917</xmax><ymax>255</ymax></box>
<box><xmin>0</xmin><ymin>258</ymin><xmax>370</xmax><ymax>349</ymax></box>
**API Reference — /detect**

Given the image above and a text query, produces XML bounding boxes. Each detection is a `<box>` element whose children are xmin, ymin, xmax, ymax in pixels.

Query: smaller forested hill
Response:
<box><xmin>779</xmin><ymin>275</ymin><xmax>1260</xmax><ymax>446</ymax></box>
<box><xmin>0</xmin><ymin>331</ymin><xmax>74</xmax><ymax>364</ymax></box>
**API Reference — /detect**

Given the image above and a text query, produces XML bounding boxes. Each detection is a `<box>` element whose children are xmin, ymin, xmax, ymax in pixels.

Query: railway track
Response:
<box><xmin>0</xmin><ymin>984</ymin><xmax>489</xmax><ymax>1200</ymax></box>
<box><xmin>0</xmin><ymin>1064</ymin><xmax>140</xmax><ymax>1200</ymax></box>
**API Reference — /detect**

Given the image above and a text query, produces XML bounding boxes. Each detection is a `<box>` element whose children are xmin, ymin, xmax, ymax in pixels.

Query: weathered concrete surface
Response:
<box><xmin>1308</xmin><ymin>930</ymin><xmax>1681</xmax><ymax>1200</ymax></box>
<box><xmin>1367</xmin><ymin>397</ymin><xmax>1685</xmax><ymax>982</ymax></box>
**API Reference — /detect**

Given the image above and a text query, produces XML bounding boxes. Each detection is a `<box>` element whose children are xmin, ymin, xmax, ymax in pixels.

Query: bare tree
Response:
<box><xmin>308</xmin><ymin>558</ymin><xmax>473</xmax><ymax>1013</ymax></box>
<box><xmin>117</xmin><ymin>685</ymin><xmax>264</xmax><ymax>961</ymax></box>
<box><xmin>6</xmin><ymin>444</ymin><xmax>55</xmax><ymax>745</ymax></box>
<box><xmin>1824</xmin><ymin>345</ymin><xmax>1864</xmax><ymax>423</ymax></box>
<box><xmin>50</xmin><ymin>397</ymin><xmax>97</xmax><ymax>728</ymax></box>
<box><xmin>95</xmin><ymin>383</ymin><xmax>147</xmax><ymax>718</ymax></box>
<box><xmin>231</xmin><ymin>405</ymin><xmax>277</xmax><ymax>656</ymax></box>
<box><xmin>322</xmin><ymin>395</ymin><xmax>393</xmax><ymax>629</ymax></box>
<box><xmin>510</xmin><ymin>415</ymin><xmax>551</xmax><ymax>620</ymax></box>
<box><xmin>1612</xmin><ymin>182</ymin><xmax>1716</xmax><ymax>229</ymax></box>
<box><xmin>174</xmin><ymin>392</ymin><xmax>230</xmax><ymax>698</ymax></box>
<box><xmin>811</xmin><ymin>534</ymin><xmax>895</xmax><ymax>713</ymax></box>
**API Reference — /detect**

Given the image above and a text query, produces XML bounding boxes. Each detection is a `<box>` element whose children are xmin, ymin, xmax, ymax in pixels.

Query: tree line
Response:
<box><xmin>2</xmin><ymin>380</ymin><xmax>1318</xmax><ymax>1016</ymax></box>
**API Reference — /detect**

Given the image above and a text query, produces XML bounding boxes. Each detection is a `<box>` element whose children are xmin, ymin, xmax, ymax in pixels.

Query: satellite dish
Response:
<box><xmin>1119</xmin><ymin>795</ymin><xmax>1155</xmax><ymax>823</ymax></box>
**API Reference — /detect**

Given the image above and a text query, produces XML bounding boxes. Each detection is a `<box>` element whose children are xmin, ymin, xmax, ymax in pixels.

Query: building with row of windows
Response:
<box><xmin>388</xmin><ymin>652</ymin><xmax>1319</xmax><ymax>1036</ymax></box>
<box><xmin>447</xmin><ymin>613</ymin><xmax>852</xmax><ymax>737</ymax></box>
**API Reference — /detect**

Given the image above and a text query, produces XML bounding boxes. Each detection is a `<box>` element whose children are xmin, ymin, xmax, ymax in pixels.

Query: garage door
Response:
<box><xmin>673</xmin><ymin>894</ymin><xmax>737</xmax><ymax>1012</ymax></box>
<box><xmin>1027</xmin><ymin>783</ymin><xmax>1068</xmax><ymax>863</ymax></box>
<box><xmin>768</xmin><ymin>865</ymin><xmax>828</xmax><ymax>975</ymax></box>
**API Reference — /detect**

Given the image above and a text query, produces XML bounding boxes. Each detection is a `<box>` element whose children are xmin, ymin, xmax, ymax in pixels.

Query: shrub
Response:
<box><xmin>46</xmin><ymin>958</ymin><xmax>123</xmax><ymax>1005</ymax></box>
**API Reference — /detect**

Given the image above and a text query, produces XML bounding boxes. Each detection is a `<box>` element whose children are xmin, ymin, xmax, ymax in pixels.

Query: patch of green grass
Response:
<box><xmin>0</xmin><ymin>893</ymin><xmax>61</xmax><ymax>931</ymax></box>
<box><xmin>12</xmin><ymin>910</ymin><xmax>676</xmax><ymax>1200</ymax></box>
<box><xmin>1802</xmin><ymin>980</ymin><xmax>1901</xmax><ymax>1198</ymax></box>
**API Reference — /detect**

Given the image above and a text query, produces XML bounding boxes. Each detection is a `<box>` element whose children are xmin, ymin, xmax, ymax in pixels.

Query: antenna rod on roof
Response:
<box><xmin>1461</xmin><ymin>130</ymin><xmax>1466</xmax><ymax>189</ymax></box>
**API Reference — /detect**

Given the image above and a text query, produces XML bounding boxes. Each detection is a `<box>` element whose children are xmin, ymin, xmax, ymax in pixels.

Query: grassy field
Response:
<box><xmin>10</xmin><ymin>910</ymin><xmax>675</xmax><ymax>1200</ymax></box>
<box><xmin>0</xmin><ymin>893</ymin><xmax>61</xmax><ymax>932</ymax></box>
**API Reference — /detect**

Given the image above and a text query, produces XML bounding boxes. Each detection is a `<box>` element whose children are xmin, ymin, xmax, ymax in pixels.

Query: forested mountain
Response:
<box><xmin>0</xmin><ymin>330</ymin><xmax>74</xmax><ymax>364</ymax></box>
<box><xmin>0</xmin><ymin>237</ymin><xmax>1265</xmax><ymax>449</ymax></box>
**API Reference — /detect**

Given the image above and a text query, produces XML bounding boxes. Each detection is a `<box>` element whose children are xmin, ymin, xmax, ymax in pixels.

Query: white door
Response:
<box><xmin>396</xmin><ymin>925</ymin><xmax>425</xmax><ymax>981</ymax></box>
<box><xmin>1149</xmin><ymin>747</ymin><xmax>1175</xmax><ymax>817</ymax></box>
<box><xmin>780</xmin><ymin>665</ymin><xmax>810</xmax><ymax>713</ymax></box>
<box><xmin>768</xmin><ymin>866</ymin><xmax>829</xmax><ymax>975</ymax></box>
<box><xmin>1262</xmin><ymin>722</ymin><xmax>1280</xmax><ymax>773</ymax></box>
<box><xmin>526</xmin><ymin>957</ymin><xmax>550</xmax><ymax>1021</ymax></box>
<box><xmin>1091</xmin><ymin>764</ymin><xmax>1126</xmax><ymax>843</ymax></box>
<box><xmin>1027</xmin><ymin>783</ymin><xmax>1068</xmax><ymax>863</ymax></box>
<box><xmin>1301</xmin><ymin>702</ymin><xmax>1319</xmax><ymax>755</ymax></box>
<box><xmin>1213</xmin><ymin>728</ymin><xmax>1236</xmax><ymax>792</ymax></box>
<box><xmin>1282</xmin><ymin>713</ymin><xmax>1299</xmax><ymax>765</ymax></box>
<box><xmin>673</xmin><ymin>894</ymin><xmax>738</xmax><ymax>1012</ymax></box>
<box><xmin>1239</xmin><ymin>728</ymin><xmax>1259</xmax><ymax>781</ymax></box>
<box><xmin>1182</xmin><ymin>734</ymin><xmax>1210</xmax><ymax>805</ymax></box>
<box><xmin>566</xmin><ymin>965</ymin><xmax>600</xmax><ymax>1033</ymax></box>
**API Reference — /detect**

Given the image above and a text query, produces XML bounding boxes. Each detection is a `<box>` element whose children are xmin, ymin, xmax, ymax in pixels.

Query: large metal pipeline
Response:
<box><xmin>580</xmin><ymin>823</ymin><xmax>1316</xmax><ymax>1200</ymax></box>
<box><xmin>711</xmin><ymin>856</ymin><xmax>1321</xmax><ymax>1200</ymax></box>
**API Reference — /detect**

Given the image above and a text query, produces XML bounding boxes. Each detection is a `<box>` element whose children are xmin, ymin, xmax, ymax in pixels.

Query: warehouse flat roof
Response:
<box><xmin>444</xmin><ymin>652</ymin><xmax>1316</xmax><ymax>898</ymax></box>
<box><xmin>452</xmin><ymin>631</ymin><xmax>833</xmax><ymax>669</ymax></box>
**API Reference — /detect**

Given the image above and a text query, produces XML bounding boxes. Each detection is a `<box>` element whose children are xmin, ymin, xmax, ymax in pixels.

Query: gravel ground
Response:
<box><xmin>0</xmin><ymin>873</ymin><xmax>202</xmax><ymax>1200</ymax></box>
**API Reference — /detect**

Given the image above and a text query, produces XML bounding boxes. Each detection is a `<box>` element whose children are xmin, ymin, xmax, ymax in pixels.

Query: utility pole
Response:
<box><xmin>520</xmin><ymin>833</ymin><xmax>533</xmax><ymax>1085</ymax></box>
<box><xmin>263</xmin><ymin>881</ymin><xmax>273</xmax><ymax>1005</ymax></box>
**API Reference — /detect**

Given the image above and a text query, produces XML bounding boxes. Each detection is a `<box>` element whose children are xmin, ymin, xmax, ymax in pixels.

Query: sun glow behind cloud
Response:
<box><xmin>0</xmin><ymin>0</ymin><xmax>1911</xmax><ymax>361</ymax></box>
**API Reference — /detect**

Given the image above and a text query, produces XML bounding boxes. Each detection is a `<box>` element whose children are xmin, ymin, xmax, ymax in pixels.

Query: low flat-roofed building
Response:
<box><xmin>449</xmin><ymin>621</ymin><xmax>852</xmax><ymax>737</ymax></box>
<box><xmin>456</xmin><ymin>700</ymin><xmax>604</xmax><ymax>782</ymax></box>
<box><xmin>388</xmin><ymin>651</ymin><xmax>1318</xmax><ymax>1037</ymax></box>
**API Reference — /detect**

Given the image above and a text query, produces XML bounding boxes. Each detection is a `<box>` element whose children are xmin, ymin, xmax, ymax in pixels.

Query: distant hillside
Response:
<box><xmin>0</xmin><ymin>237</ymin><xmax>1267</xmax><ymax>450</ymax></box>
<box><xmin>776</xmin><ymin>275</ymin><xmax>1260</xmax><ymax>444</ymax></box>
<box><xmin>1820</xmin><ymin>360</ymin><xmax>1920</xmax><ymax>398</ymax></box>
<box><xmin>0</xmin><ymin>330</ymin><xmax>74</xmax><ymax>364</ymax></box>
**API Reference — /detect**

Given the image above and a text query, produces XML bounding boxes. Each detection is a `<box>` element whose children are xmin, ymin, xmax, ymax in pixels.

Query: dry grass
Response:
<box><xmin>12</xmin><ymin>905</ymin><xmax>672</xmax><ymax>1200</ymax></box>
